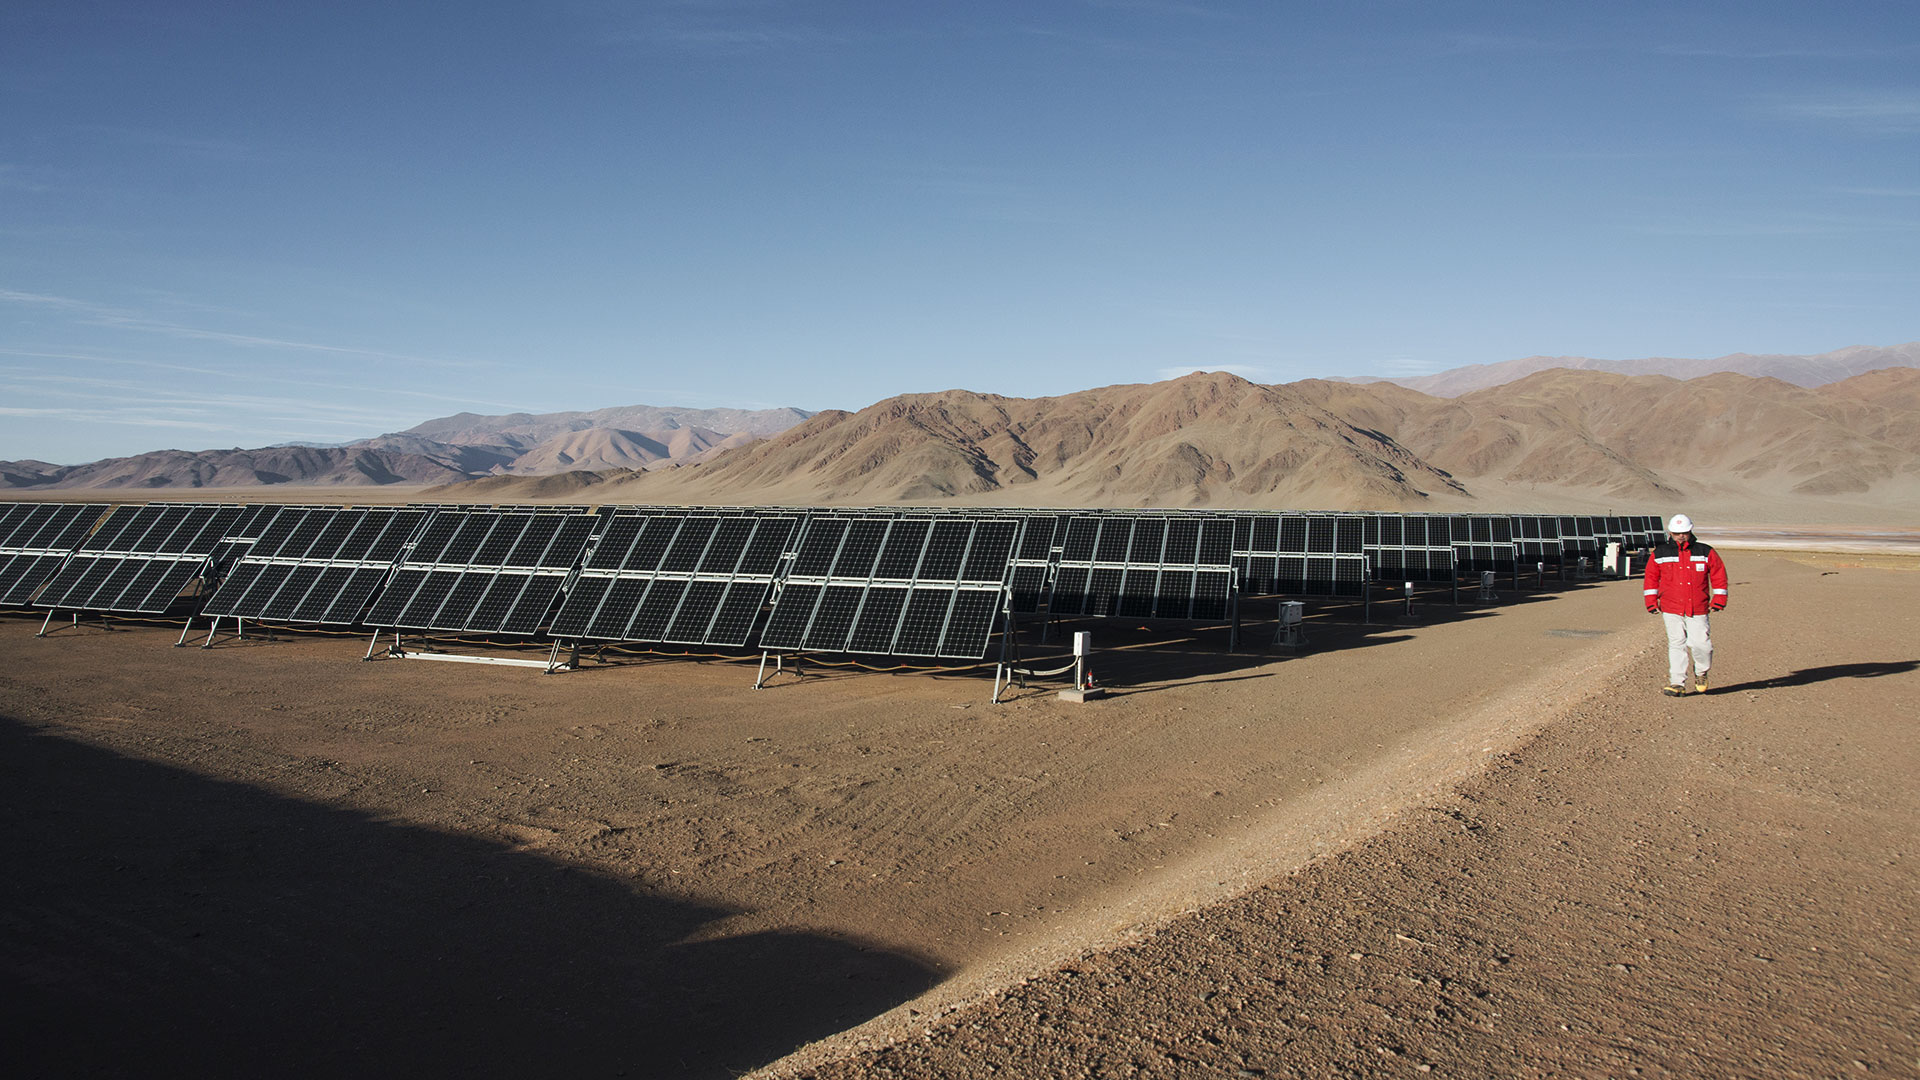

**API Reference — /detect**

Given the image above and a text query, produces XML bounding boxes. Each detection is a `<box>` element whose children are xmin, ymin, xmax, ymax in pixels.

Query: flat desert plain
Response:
<box><xmin>4</xmin><ymin>551</ymin><xmax>1915</xmax><ymax>1079</ymax></box>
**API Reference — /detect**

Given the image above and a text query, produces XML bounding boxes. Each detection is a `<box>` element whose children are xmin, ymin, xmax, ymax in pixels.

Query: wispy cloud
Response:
<box><xmin>1772</xmin><ymin>91</ymin><xmax>1920</xmax><ymax>135</ymax></box>
<box><xmin>0</xmin><ymin>288</ymin><xmax>492</xmax><ymax>370</ymax></box>
<box><xmin>596</xmin><ymin>1</ymin><xmax>862</xmax><ymax>55</ymax></box>
<box><xmin>1623</xmin><ymin>213</ymin><xmax>1920</xmax><ymax>238</ymax></box>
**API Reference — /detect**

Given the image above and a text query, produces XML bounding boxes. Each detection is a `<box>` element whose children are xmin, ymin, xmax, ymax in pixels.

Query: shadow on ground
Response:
<box><xmin>1712</xmin><ymin>660</ymin><xmax>1919</xmax><ymax>694</ymax></box>
<box><xmin>0</xmin><ymin>717</ymin><xmax>939</xmax><ymax>1079</ymax></box>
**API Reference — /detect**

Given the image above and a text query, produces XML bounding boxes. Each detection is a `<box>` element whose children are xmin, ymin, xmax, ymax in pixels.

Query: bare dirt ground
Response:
<box><xmin>4</xmin><ymin>553</ymin><xmax>1915</xmax><ymax>1079</ymax></box>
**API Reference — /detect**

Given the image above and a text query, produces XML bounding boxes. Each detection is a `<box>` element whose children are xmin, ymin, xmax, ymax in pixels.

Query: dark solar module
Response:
<box><xmin>1093</xmin><ymin>520</ymin><xmax>1130</xmax><ymax>563</ymax></box>
<box><xmin>473</xmin><ymin>517</ymin><xmax>526</xmax><ymax>566</ymax></box>
<box><xmin>364</xmin><ymin>568</ymin><xmax>427</xmax><ymax>626</ymax></box>
<box><xmin>661</xmin><ymin>517</ymin><xmax>718</xmax><ymax>573</ymax></box>
<box><xmin>1016</xmin><ymin>516</ymin><xmax>1059</xmax><ymax>561</ymax></box>
<box><xmin>960</xmin><ymin>520</ymin><xmax>1017</xmax><ymax>583</ymax></box>
<box><xmin>1278</xmin><ymin>516</ymin><xmax>1307</xmax><ymax>554</ymax></box>
<box><xmin>1085</xmin><ymin>567</ymin><xmax>1122</xmax><ymax>616</ymax></box>
<box><xmin>367</xmin><ymin>510</ymin><xmax>430</xmax><ymax>563</ymax></box>
<box><xmin>758</xmin><ymin>583</ymin><xmax>822</xmax><ymax>650</ymax></box>
<box><xmin>892</xmin><ymin>588</ymin><xmax>953</xmax><ymax>655</ymax></box>
<box><xmin>1116</xmin><ymin>569</ymin><xmax>1156</xmax><ymax>618</ymax></box>
<box><xmin>874</xmin><ymin>519</ymin><xmax>929</xmax><ymax>579</ymax></box>
<box><xmin>628</xmin><ymin>578</ymin><xmax>689</xmax><ymax>641</ymax></box>
<box><xmin>0</xmin><ymin>554</ymin><xmax>67</xmax><ymax>606</ymax></box>
<box><xmin>88</xmin><ymin>558</ymin><xmax>147</xmax><ymax>608</ymax></box>
<box><xmin>831</xmin><ymin>520</ymin><xmax>888</xmax><ymax>579</ymax></box>
<box><xmin>939</xmin><ymin>589</ymin><xmax>1002</xmax><ymax>658</ymax></box>
<box><xmin>548</xmin><ymin>576</ymin><xmax>611</xmax><ymax>638</ymax></box>
<box><xmin>802</xmin><ymin>584</ymin><xmax>865</xmax><ymax>651</ymax></box>
<box><xmin>706</xmin><ymin>581</ymin><xmax>771</xmax><ymax>646</ymax></box>
<box><xmin>1251</xmin><ymin>515</ymin><xmax>1279</xmax><ymax>552</ymax></box>
<box><xmin>1156</xmin><ymin>568</ymin><xmax>1193</xmax><ymax>618</ymax></box>
<box><xmin>1127</xmin><ymin>519</ymin><xmax>1167</xmax><ymax>563</ymax></box>
<box><xmin>1164</xmin><ymin>519</ymin><xmax>1199</xmax><ymax>564</ymax></box>
<box><xmin>588</xmin><ymin>578</ymin><xmax>651</xmax><ymax>641</ymax></box>
<box><xmin>793</xmin><ymin>518</ymin><xmax>849</xmax><ymax>576</ymax></box>
<box><xmin>392</xmin><ymin>570</ymin><xmax>461</xmax><ymax>627</ymax></box>
<box><xmin>262</xmin><ymin>565</ymin><xmax>323</xmax><ymax>620</ymax></box>
<box><xmin>435</xmin><ymin>572</ymin><xmax>495</xmax><ymax>629</ymax></box>
<box><xmin>1198</xmin><ymin>519</ymin><xmax>1235</xmax><ymax>564</ymax></box>
<box><xmin>1060</xmin><ymin>519</ymin><xmax>1098</xmax><ymax>562</ymax></box>
<box><xmin>280</xmin><ymin>512</ymin><xmax>335</xmax><ymax>560</ymax></box>
<box><xmin>663</xmin><ymin>580</ymin><xmax>728</xmax><ymax>643</ymax></box>
<box><xmin>435</xmin><ymin>517</ymin><xmax>491</xmax><ymax>566</ymax></box>
<box><xmin>470</xmin><ymin>572</ymin><xmax>527</xmax><ymax>631</ymax></box>
<box><xmin>739</xmin><ymin>517</ymin><xmax>797</xmax><ymax>575</ymax></box>
<box><xmin>586</xmin><ymin>515</ymin><xmax>647</xmax><ymax>570</ymax></box>
<box><xmin>915</xmin><ymin>521</ymin><xmax>970</xmax><ymax>581</ymax></box>
<box><xmin>233</xmin><ymin>563</ymin><xmax>293</xmax><ymax>617</ymax></box>
<box><xmin>1307</xmin><ymin>517</ymin><xmax>1336</xmax><ymax>554</ymax></box>
<box><xmin>500</xmin><ymin>577</ymin><xmax>561</xmax><ymax>635</ymax></box>
<box><xmin>697</xmin><ymin>518</ymin><xmax>756</xmax><ymax>575</ymax></box>
<box><xmin>306</xmin><ymin>511</ymin><xmax>361</xmax><ymax>561</ymax></box>
<box><xmin>1337</xmin><ymin>517</ymin><xmax>1364</xmax><ymax>554</ymax></box>
<box><xmin>1051</xmin><ymin>566</ymin><xmax>1090</xmax><ymax>614</ymax></box>
<box><xmin>1008</xmin><ymin>564</ymin><xmax>1050</xmax><ymax>613</ymax></box>
<box><xmin>845</xmin><ymin>586</ymin><xmax>907</xmax><ymax>652</ymax></box>
<box><xmin>289</xmin><ymin>567</ymin><xmax>353</xmax><ymax>622</ymax></box>
<box><xmin>409</xmin><ymin>515</ymin><xmax>463</xmax><ymax>564</ymax></box>
<box><xmin>1184</xmin><ymin>571</ymin><xmax>1225</xmax><ymax>620</ymax></box>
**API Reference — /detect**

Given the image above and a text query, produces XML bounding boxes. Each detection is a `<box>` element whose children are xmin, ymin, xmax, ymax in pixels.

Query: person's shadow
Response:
<box><xmin>1712</xmin><ymin>660</ymin><xmax>1918</xmax><ymax>694</ymax></box>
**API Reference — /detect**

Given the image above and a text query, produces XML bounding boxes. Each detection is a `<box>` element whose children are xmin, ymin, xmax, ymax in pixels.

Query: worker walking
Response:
<box><xmin>1643</xmin><ymin>513</ymin><xmax>1728</xmax><ymax>696</ymax></box>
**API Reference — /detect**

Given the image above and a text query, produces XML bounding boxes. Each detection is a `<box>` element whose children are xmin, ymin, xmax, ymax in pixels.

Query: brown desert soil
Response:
<box><xmin>4</xmin><ymin>552</ymin><xmax>1916</xmax><ymax>1079</ymax></box>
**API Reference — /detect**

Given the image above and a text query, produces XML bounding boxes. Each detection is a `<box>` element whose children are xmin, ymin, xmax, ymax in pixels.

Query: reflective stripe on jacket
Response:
<box><xmin>1643</xmin><ymin>538</ymin><xmax>1728</xmax><ymax>616</ymax></box>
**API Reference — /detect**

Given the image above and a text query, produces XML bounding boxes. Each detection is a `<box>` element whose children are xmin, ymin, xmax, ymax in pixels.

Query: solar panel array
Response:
<box><xmin>1362</xmin><ymin>514</ymin><xmax>1460</xmax><ymax>584</ymax></box>
<box><xmin>1233</xmin><ymin>513</ymin><xmax>1369</xmax><ymax>598</ymax></box>
<box><xmin>364</xmin><ymin>508</ymin><xmax>596</xmax><ymax>633</ymax></box>
<box><xmin>1005</xmin><ymin>513</ymin><xmax>1068</xmax><ymax>614</ymax></box>
<box><xmin>34</xmin><ymin>503</ymin><xmax>256</xmax><ymax>613</ymax></box>
<box><xmin>759</xmin><ymin>515</ymin><xmax>1019</xmax><ymax>658</ymax></box>
<box><xmin>1447</xmin><ymin>515</ymin><xmax>1519</xmax><ymax>576</ymax></box>
<box><xmin>1048</xmin><ymin>514</ymin><xmax>1237</xmax><ymax>619</ymax></box>
<box><xmin>0</xmin><ymin>502</ymin><xmax>109</xmax><ymax>606</ymax></box>
<box><xmin>549</xmin><ymin>510</ymin><xmax>800</xmax><ymax>645</ymax></box>
<box><xmin>1510</xmin><ymin>514</ymin><xmax>1563</xmax><ymax>566</ymax></box>
<box><xmin>201</xmin><ymin>506</ymin><xmax>431</xmax><ymax>624</ymax></box>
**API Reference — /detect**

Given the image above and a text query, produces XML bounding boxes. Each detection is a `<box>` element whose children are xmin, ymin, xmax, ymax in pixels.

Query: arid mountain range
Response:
<box><xmin>0</xmin><ymin>405</ymin><xmax>813</xmax><ymax>491</ymax></box>
<box><xmin>7</xmin><ymin>352</ymin><xmax>1919</xmax><ymax>524</ymax></box>
<box><xmin>446</xmin><ymin>367</ymin><xmax>1918</xmax><ymax>524</ymax></box>
<box><xmin>1356</xmin><ymin>341</ymin><xmax>1919</xmax><ymax>397</ymax></box>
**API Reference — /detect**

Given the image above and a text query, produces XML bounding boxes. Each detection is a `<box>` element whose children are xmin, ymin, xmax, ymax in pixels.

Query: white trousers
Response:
<box><xmin>1661</xmin><ymin>612</ymin><xmax>1712</xmax><ymax>684</ymax></box>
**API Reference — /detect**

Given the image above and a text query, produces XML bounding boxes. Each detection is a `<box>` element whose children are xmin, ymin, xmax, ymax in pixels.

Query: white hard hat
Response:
<box><xmin>1668</xmin><ymin>514</ymin><xmax>1693</xmax><ymax>533</ymax></box>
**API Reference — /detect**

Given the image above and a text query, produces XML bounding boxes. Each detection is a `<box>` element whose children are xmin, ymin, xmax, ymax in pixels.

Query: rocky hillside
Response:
<box><xmin>1</xmin><ymin>405</ymin><xmax>812</xmax><ymax>490</ymax></box>
<box><xmin>436</xmin><ymin>367</ymin><xmax>1920</xmax><ymax>521</ymax></box>
<box><xmin>1361</xmin><ymin>342</ymin><xmax>1919</xmax><ymax>397</ymax></box>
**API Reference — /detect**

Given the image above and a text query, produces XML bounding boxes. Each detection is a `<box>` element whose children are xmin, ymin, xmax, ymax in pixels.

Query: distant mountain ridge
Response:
<box><xmin>0</xmin><ymin>405</ymin><xmax>814</xmax><ymax>490</ymax></box>
<box><xmin>442</xmin><ymin>366</ymin><xmax>1920</xmax><ymax>524</ymax></box>
<box><xmin>1353</xmin><ymin>342</ymin><xmax>1920</xmax><ymax>397</ymax></box>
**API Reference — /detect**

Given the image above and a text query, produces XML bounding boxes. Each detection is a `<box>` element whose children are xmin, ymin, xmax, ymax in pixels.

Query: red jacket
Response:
<box><xmin>1644</xmin><ymin>536</ymin><xmax>1727</xmax><ymax>616</ymax></box>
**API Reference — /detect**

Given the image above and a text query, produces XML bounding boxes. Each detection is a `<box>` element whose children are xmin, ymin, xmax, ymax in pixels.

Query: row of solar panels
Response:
<box><xmin>4</xmin><ymin>502</ymin><xmax>1662</xmax><ymax>659</ymax></box>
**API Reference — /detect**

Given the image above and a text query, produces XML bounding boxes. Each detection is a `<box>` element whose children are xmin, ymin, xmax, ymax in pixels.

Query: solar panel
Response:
<box><xmin>0</xmin><ymin>502</ymin><xmax>110</xmax><ymax>606</ymax></box>
<box><xmin>549</xmin><ymin>510</ymin><xmax>800</xmax><ymax>646</ymax></box>
<box><xmin>1051</xmin><ymin>514</ymin><xmax>1239</xmax><ymax>617</ymax></box>
<box><xmin>200</xmin><ymin>506</ymin><xmax>434</xmax><ymax>625</ymax></box>
<box><xmin>1234</xmin><ymin>513</ymin><xmax>1368</xmax><ymax>597</ymax></box>
<box><xmin>757</xmin><ymin>515</ymin><xmax>1017</xmax><ymax>659</ymax></box>
<box><xmin>366</xmin><ymin>507</ymin><xmax>594</xmax><ymax>633</ymax></box>
<box><xmin>33</xmin><ymin>503</ymin><xmax>245</xmax><ymax>613</ymax></box>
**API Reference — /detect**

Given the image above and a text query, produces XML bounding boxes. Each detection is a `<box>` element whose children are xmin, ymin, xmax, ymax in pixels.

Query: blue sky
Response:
<box><xmin>3</xmin><ymin>1</ymin><xmax>1916</xmax><ymax>463</ymax></box>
